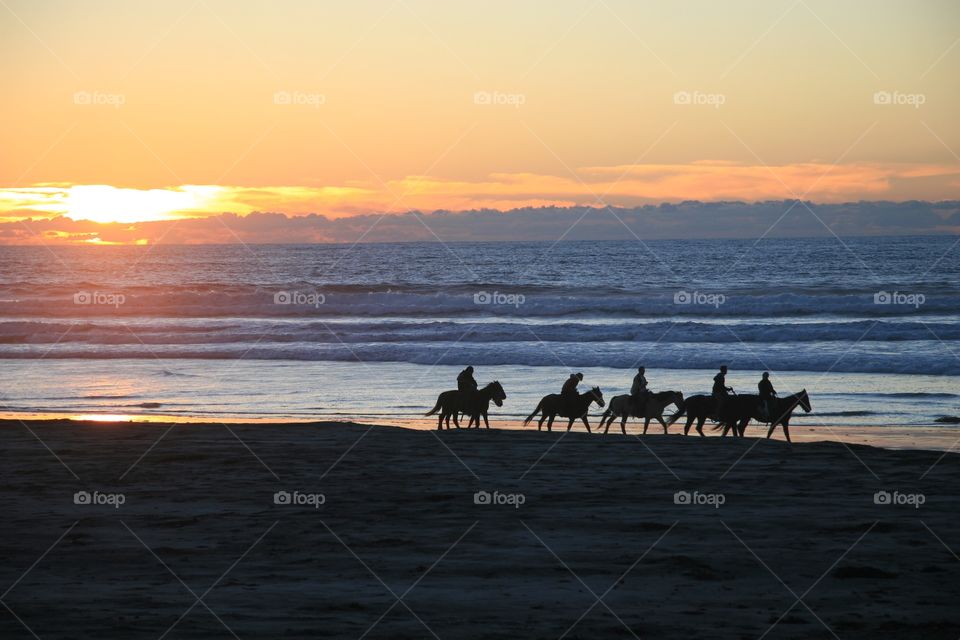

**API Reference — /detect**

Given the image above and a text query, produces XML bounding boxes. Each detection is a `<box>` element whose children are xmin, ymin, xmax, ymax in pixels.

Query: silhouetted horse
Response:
<box><xmin>667</xmin><ymin>394</ymin><xmax>725</xmax><ymax>437</ymax></box>
<box><xmin>523</xmin><ymin>387</ymin><xmax>605</xmax><ymax>432</ymax></box>
<box><xmin>426</xmin><ymin>381</ymin><xmax>506</xmax><ymax>430</ymax></box>
<box><xmin>463</xmin><ymin>381</ymin><xmax>507</xmax><ymax>429</ymax></box>
<box><xmin>599</xmin><ymin>390</ymin><xmax>684</xmax><ymax>434</ymax></box>
<box><xmin>715</xmin><ymin>390</ymin><xmax>811</xmax><ymax>442</ymax></box>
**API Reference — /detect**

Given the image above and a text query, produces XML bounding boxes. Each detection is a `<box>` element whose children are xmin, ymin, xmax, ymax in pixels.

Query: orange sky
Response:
<box><xmin>1</xmin><ymin>0</ymin><xmax>958</xmax><ymax>242</ymax></box>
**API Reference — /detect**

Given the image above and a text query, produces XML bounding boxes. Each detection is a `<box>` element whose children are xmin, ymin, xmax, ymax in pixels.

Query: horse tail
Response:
<box><xmin>666</xmin><ymin>399</ymin><xmax>686</xmax><ymax>426</ymax></box>
<box><xmin>425</xmin><ymin>396</ymin><xmax>442</xmax><ymax>416</ymax></box>
<box><xmin>523</xmin><ymin>399</ymin><xmax>544</xmax><ymax>426</ymax></box>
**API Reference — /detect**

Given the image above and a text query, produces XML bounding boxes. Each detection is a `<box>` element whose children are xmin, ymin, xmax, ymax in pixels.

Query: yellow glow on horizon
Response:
<box><xmin>0</xmin><ymin>184</ymin><xmax>225</xmax><ymax>224</ymax></box>
<box><xmin>60</xmin><ymin>185</ymin><xmax>224</xmax><ymax>224</ymax></box>
<box><xmin>0</xmin><ymin>158</ymin><xmax>958</xmax><ymax>244</ymax></box>
<box><xmin>72</xmin><ymin>414</ymin><xmax>133</xmax><ymax>422</ymax></box>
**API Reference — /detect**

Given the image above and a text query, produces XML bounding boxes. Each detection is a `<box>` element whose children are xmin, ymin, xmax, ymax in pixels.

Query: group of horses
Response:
<box><xmin>426</xmin><ymin>380</ymin><xmax>812</xmax><ymax>442</ymax></box>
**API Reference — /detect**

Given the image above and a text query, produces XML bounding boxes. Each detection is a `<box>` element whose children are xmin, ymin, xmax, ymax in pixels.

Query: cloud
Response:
<box><xmin>3</xmin><ymin>200</ymin><xmax>958</xmax><ymax>245</ymax></box>
<box><xmin>2</xmin><ymin>161</ymin><xmax>959</xmax><ymax>227</ymax></box>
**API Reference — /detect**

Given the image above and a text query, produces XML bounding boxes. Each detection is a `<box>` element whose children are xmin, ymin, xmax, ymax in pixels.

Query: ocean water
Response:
<box><xmin>1</xmin><ymin>237</ymin><xmax>959</xmax><ymax>442</ymax></box>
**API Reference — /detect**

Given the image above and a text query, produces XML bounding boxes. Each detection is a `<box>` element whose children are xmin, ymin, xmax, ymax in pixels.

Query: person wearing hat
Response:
<box><xmin>758</xmin><ymin>371</ymin><xmax>777</xmax><ymax>421</ymax></box>
<box><xmin>630</xmin><ymin>366</ymin><xmax>649</xmax><ymax>415</ymax></box>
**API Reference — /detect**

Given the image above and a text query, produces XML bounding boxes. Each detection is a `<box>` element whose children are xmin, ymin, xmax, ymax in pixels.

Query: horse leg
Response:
<box><xmin>483</xmin><ymin>412</ymin><xmax>490</xmax><ymax>429</ymax></box>
<box><xmin>437</xmin><ymin>413</ymin><xmax>444</xmax><ymax>430</ymax></box>
<box><xmin>566</xmin><ymin>417</ymin><xmax>575</xmax><ymax>432</ymax></box>
<box><xmin>684</xmin><ymin>416</ymin><xmax>693</xmax><ymax>436</ymax></box>
<box><xmin>602</xmin><ymin>414</ymin><xmax>610</xmax><ymax>434</ymax></box>
<box><xmin>659</xmin><ymin>416</ymin><xmax>668</xmax><ymax>434</ymax></box>
<box><xmin>782</xmin><ymin>418</ymin><xmax>791</xmax><ymax>443</ymax></box>
<box><xmin>452</xmin><ymin>413</ymin><xmax>461</xmax><ymax>429</ymax></box>
<box><xmin>737</xmin><ymin>419</ymin><xmax>748</xmax><ymax>437</ymax></box>
<box><xmin>620</xmin><ymin>414</ymin><xmax>627</xmax><ymax>435</ymax></box>
<box><xmin>581</xmin><ymin>416</ymin><xmax>591</xmax><ymax>433</ymax></box>
<box><xmin>766</xmin><ymin>420</ymin><xmax>776</xmax><ymax>439</ymax></box>
<box><xmin>643</xmin><ymin>417</ymin><xmax>650</xmax><ymax>435</ymax></box>
<box><xmin>538</xmin><ymin>414</ymin><xmax>546</xmax><ymax>431</ymax></box>
<box><xmin>696</xmin><ymin>416</ymin><xmax>706</xmax><ymax>437</ymax></box>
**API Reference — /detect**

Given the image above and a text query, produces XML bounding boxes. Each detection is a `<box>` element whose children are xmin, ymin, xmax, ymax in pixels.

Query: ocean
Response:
<box><xmin>1</xmin><ymin>237</ymin><xmax>959</xmax><ymax>444</ymax></box>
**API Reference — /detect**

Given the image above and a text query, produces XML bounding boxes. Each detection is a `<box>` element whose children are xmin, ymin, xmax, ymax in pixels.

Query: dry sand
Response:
<box><xmin>0</xmin><ymin>420</ymin><xmax>958</xmax><ymax>639</ymax></box>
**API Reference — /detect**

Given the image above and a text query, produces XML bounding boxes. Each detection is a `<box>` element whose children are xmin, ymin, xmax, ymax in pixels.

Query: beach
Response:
<box><xmin>1</xmin><ymin>419</ymin><xmax>957</xmax><ymax>639</ymax></box>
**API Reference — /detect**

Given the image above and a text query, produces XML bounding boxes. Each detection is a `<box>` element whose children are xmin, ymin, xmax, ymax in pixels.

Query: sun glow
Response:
<box><xmin>72</xmin><ymin>413</ymin><xmax>134</xmax><ymax>422</ymax></box>
<box><xmin>0</xmin><ymin>184</ymin><xmax>226</xmax><ymax>224</ymax></box>
<box><xmin>59</xmin><ymin>185</ymin><xmax>224</xmax><ymax>224</ymax></box>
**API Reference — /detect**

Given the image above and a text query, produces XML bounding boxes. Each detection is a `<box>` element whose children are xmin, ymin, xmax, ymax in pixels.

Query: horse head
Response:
<box><xmin>671</xmin><ymin>390</ymin><xmax>684</xmax><ymax>406</ymax></box>
<box><xmin>798</xmin><ymin>389</ymin><xmax>811</xmax><ymax>412</ymax></box>
<box><xmin>589</xmin><ymin>386</ymin><xmax>605</xmax><ymax>407</ymax></box>
<box><xmin>490</xmin><ymin>380</ymin><xmax>506</xmax><ymax>406</ymax></box>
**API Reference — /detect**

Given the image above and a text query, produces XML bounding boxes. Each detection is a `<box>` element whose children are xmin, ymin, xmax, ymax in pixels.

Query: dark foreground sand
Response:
<box><xmin>0</xmin><ymin>420</ymin><xmax>958</xmax><ymax>639</ymax></box>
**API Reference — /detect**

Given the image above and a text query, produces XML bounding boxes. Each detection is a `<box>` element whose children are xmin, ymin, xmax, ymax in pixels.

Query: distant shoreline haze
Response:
<box><xmin>4</xmin><ymin>200</ymin><xmax>959</xmax><ymax>245</ymax></box>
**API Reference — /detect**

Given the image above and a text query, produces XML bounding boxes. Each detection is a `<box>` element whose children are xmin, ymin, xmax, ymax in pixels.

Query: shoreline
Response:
<box><xmin>3</xmin><ymin>415</ymin><xmax>959</xmax><ymax>453</ymax></box>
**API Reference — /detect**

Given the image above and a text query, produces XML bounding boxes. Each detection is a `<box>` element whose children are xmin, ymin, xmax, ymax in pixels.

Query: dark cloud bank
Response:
<box><xmin>8</xmin><ymin>200</ymin><xmax>960</xmax><ymax>244</ymax></box>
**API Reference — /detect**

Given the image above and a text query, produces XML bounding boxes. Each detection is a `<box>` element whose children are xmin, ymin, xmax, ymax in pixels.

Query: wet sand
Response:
<box><xmin>0</xmin><ymin>419</ymin><xmax>958</xmax><ymax>639</ymax></box>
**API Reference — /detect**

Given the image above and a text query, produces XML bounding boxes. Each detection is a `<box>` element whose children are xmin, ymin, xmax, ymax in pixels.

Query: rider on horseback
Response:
<box><xmin>457</xmin><ymin>366</ymin><xmax>478</xmax><ymax>394</ymax></box>
<box><xmin>561</xmin><ymin>372</ymin><xmax>583</xmax><ymax>414</ymax></box>
<box><xmin>758</xmin><ymin>372</ymin><xmax>777</xmax><ymax>421</ymax></box>
<box><xmin>712</xmin><ymin>365</ymin><xmax>732</xmax><ymax>413</ymax></box>
<box><xmin>630</xmin><ymin>366</ymin><xmax>649</xmax><ymax>414</ymax></box>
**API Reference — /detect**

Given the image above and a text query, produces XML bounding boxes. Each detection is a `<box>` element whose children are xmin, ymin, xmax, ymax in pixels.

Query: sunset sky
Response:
<box><xmin>1</xmin><ymin>0</ymin><xmax>959</xmax><ymax>243</ymax></box>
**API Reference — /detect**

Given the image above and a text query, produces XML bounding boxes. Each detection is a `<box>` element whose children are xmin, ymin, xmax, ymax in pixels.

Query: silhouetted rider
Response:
<box><xmin>561</xmin><ymin>372</ymin><xmax>583</xmax><ymax>413</ymax></box>
<box><xmin>457</xmin><ymin>366</ymin><xmax>478</xmax><ymax>393</ymax></box>
<box><xmin>713</xmin><ymin>365</ymin><xmax>732</xmax><ymax>412</ymax></box>
<box><xmin>631</xmin><ymin>366</ymin><xmax>648</xmax><ymax>415</ymax></box>
<box><xmin>758</xmin><ymin>371</ymin><xmax>776</xmax><ymax>421</ymax></box>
